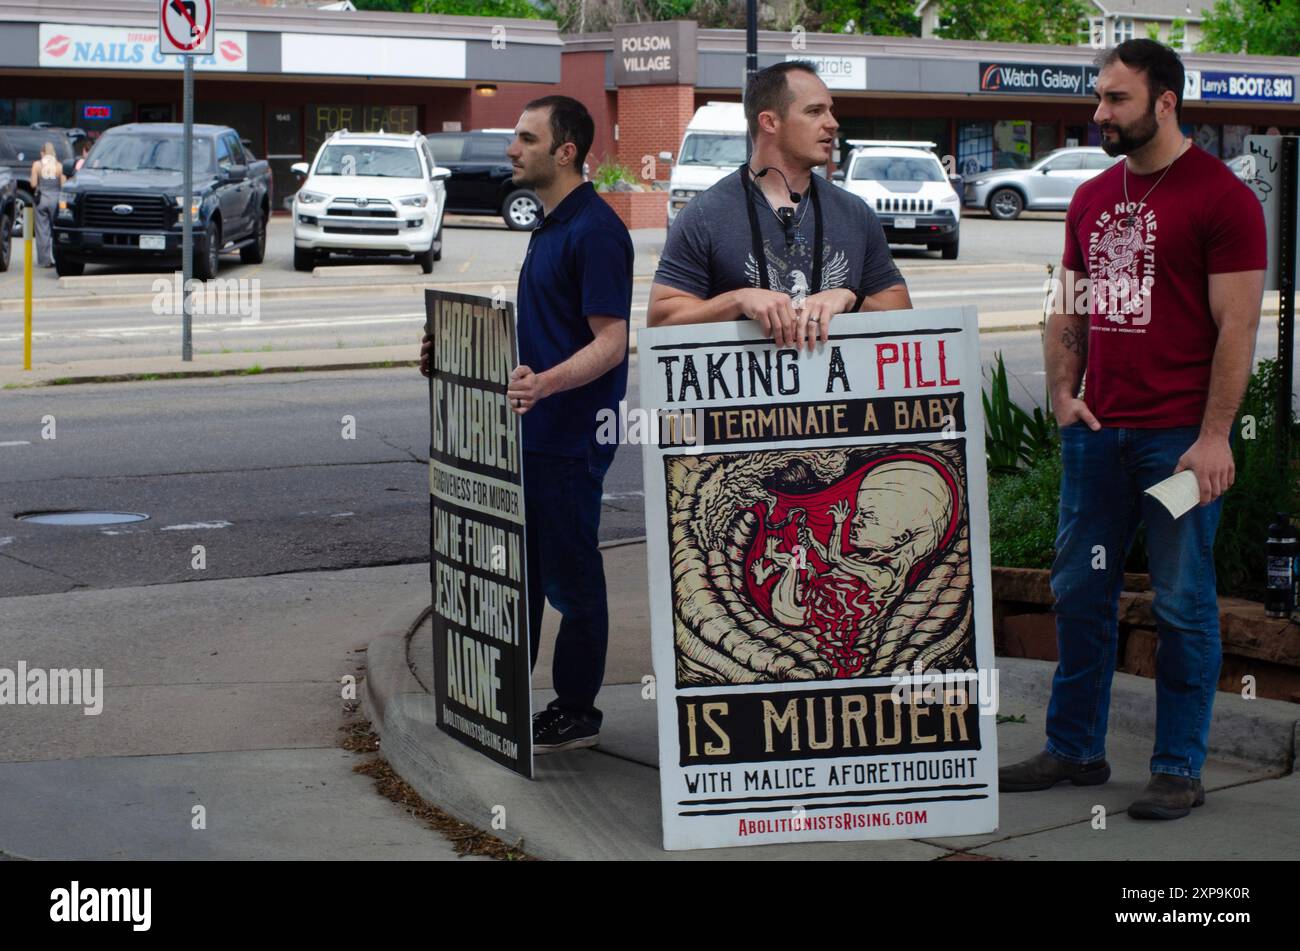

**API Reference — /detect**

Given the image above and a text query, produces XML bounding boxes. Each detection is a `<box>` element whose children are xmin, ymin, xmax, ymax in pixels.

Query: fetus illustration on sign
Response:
<box><xmin>665</xmin><ymin>443</ymin><xmax>973</xmax><ymax>686</ymax></box>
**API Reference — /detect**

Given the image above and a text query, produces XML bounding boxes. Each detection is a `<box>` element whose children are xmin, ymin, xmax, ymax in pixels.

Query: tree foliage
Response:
<box><xmin>354</xmin><ymin>0</ymin><xmax>919</xmax><ymax>33</ymax></box>
<box><xmin>933</xmin><ymin>0</ymin><xmax>1089</xmax><ymax>46</ymax></box>
<box><xmin>1198</xmin><ymin>0</ymin><xmax>1300</xmax><ymax>56</ymax></box>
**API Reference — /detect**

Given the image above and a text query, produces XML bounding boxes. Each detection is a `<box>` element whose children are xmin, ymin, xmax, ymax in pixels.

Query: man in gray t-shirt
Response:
<box><xmin>649</xmin><ymin>62</ymin><xmax>910</xmax><ymax>350</ymax></box>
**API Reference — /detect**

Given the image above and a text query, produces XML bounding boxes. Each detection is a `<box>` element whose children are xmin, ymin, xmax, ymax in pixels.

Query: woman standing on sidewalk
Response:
<box><xmin>29</xmin><ymin>142</ymin><xmax>65</xmax><ymax>268</ymax></box>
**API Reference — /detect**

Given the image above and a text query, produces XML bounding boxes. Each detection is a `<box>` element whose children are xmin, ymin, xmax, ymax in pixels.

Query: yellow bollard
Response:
<box><xmin>23</xmin><ymin>203</ymin><xmax>33</xmax><ymax>371</ymax></box>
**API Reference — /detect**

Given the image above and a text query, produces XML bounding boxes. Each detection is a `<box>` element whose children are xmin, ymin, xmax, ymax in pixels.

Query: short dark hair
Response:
<box><xmin>744</xmin><ymin>61</ymin><xmax>821</xmax><ymax>139</ymax></box>
<box><xmin>1095</xmin><ymin>38</ymin><xmax>1185</xmax><ymax>120</ymax></box>
<box><xmin>523</xmin><ymin>94</ymin><xmax>594</xmax><ymax>168</ymax></box>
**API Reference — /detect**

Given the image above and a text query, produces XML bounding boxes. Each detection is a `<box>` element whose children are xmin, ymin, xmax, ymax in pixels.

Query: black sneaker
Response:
<box><xmin>532</xmin><ymin>707</ymin><xmax>599</xmax><ymax>754</ymax></box>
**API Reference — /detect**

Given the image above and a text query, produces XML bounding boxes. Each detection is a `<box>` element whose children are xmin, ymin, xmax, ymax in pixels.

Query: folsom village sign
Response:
<box><xmin>613</xmin><ymin>20</ymin><xmax>697</xmax><ymax>86</ymax></box>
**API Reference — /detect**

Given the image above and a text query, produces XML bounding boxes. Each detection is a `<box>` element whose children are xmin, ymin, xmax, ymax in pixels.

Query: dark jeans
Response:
<box><xmin>1047</xmin><ymin>424</ymin><xmax>1224</xmax><ymax>779</ymax></box>
<box><xmin>524</xmin><ymin>449</ymin><xmax>612</xmax><ymax>727</ymax></box>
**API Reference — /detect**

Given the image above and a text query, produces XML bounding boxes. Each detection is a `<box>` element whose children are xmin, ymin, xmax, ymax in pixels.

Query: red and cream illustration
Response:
<box><xmin>665</xmin><ymin>443</ymin><xmax>972</xmax><ymax>686</ymax></box>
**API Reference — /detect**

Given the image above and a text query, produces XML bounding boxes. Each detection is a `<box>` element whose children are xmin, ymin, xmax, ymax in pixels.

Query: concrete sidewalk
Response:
<box><xmin>367</xmin><ymin>540</ymin><xmax>1300</xmax><ymax>861</ymax></box>
<box><xmin>0</xmin><ymin>563</ymin><xmax>476</xmax><ymax>860</ymax></box>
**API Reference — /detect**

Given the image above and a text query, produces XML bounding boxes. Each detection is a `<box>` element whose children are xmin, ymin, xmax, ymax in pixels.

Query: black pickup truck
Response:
<box><xmin>0</xmin><ymin>165</ymin><xmax>14</xmax><ymax>271</ymax></box>
<box><xmin>53</xmin><ymin>123</ymin><xmax>272</xmax><ymax>279</ymax></box>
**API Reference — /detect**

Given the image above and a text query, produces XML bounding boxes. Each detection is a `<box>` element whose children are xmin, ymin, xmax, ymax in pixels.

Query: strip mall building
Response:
<box><xmin>2</xmin><ymin>0</ymin><xmax>1296</xmax><ymax>216</ymax></box>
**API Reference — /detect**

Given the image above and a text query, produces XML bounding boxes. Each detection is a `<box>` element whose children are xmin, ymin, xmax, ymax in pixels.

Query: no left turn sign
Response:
<box><xmin>160</xmin><ymin>0</ymin><xmax>215</xmax><ymax>55</ymax></box>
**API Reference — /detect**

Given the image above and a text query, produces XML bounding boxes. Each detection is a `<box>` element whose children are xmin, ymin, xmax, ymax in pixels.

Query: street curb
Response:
<box><xmin>0</xmin><ymin>274</ymin><xmax>659</xmax><ymax>313</ymax></box>
<box><xmin>0</xmin><ymin>359</ymin><xmax>419</xmax><ymax>388</ymax></box>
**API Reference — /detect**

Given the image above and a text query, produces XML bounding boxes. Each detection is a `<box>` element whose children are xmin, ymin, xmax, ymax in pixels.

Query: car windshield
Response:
<box><xmin>315</xmin><ymin>144</ymin><xmax>423</xmax><ymax>178</ymax></box>
<box><xmin>851</xmin><ymin>156</ymin><xmax>944</xmax><ymax>182</ymax></box>
<box><xmin>679</xmin><ymin>133</ymin><xmax>747</xmax><ymax>167</ymax></box>
<box><xmin>87</xmin><ymin>135</ymin><xmax>214</xmax><ymax>173</ymax></box>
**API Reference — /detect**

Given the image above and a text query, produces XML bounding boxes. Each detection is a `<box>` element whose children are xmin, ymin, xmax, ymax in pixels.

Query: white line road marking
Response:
<box><xmin>159</xmin><ymin>521</ymin><xmax>232</xmax><ymax>531</ymax></box>
<box><xmin>0</xmin><ymin>441</ymin><xmax>31</xmax><ymax>447</ymax></box>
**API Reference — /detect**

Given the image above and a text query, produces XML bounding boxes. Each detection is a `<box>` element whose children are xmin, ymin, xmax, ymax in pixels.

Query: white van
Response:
<box><xmin>662</xmin><ymin>101</ymin><xmax>747</xmax><ymax>229</ymax></box>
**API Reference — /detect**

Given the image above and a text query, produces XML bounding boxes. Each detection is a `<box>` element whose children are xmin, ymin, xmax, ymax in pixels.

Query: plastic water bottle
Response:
<box><xmin>1265</xmin><ymin>513</ymin><xmax>1296</xmax><ymax>618</ymax></box>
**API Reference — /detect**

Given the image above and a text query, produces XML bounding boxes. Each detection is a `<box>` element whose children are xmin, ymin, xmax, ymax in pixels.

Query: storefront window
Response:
<box><xmin>1222</xmin><ymin>124</ymin><xmax>1250</xmax><ymax>159</ymax></box>
<box><xmin>1193</xmin><ymin>123</ymin><xmax>1220</xmax><ymax>157</ymax></box>
<box><xmin>305</xmin><ymin>105</ymin><xmax>419</xmax><ymax>161</ymax></box>
<box><xmin>957</xmin><ymin>120</ymin><xmax>993</xmax><ymax>176</ymax></box>
<box><xmin>75</xmin><ymin>100</ymin><xmax>133</xmax><ymax>139</ymax></box>
<box><xmin>993</xmin><ymin>120</ymin><xmax>1032</xmax><ymax>169</ymax></box>
<box><xmin>16</xmin><ymin>99</ymin><xmax>74</xmax><ymax>128</ymax></box>
<box><xmin>0</xmin><ymin>100</ymin><xmax>13</xmax><ymax>125</ymax></box>
<box><xmin>1032</xmin><ymin>121</ymin><xmax>1058</xmax><ymax>160</ymax></box>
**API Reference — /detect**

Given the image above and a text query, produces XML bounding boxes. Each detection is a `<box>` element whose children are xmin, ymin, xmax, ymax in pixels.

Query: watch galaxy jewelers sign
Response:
<box><xmin>978</xmin><ymin>62</ymin><xmax>1098</xmax><ymax>96</ymax></box>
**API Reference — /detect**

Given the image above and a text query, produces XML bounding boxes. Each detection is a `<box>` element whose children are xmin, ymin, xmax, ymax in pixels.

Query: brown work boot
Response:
<box><xmin>999</xmin><ymin>750</ymin><xmax>1111</xmax><ymax>792</ymax></box>
<box><xmin>1127</xmin><ymin>774</ymin><xmax>1205</xmax><ymax>820</ymax></box>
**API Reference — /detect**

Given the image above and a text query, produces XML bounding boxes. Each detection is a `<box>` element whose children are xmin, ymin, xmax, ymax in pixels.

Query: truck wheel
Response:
<box><xmin>293</xmin><ymin>246</ymin><xmax>315</xmax><ymax>272</ymax></box>
<box><xmin>240</xmin><ymin>211</ymin><xmax>267</xmax><ymax>264</ymax></box>
<box><xmin>415</xmin><ymin>237</ymin><xmax>436</xmax><ymax>274</ymax></box>
<box><xmin>988</xmin><ymin>188</ymin><xmax>1023</xmax><ymax>221</ymax></box>
<box><xmin>195</xmin><ymin>221</ymin><xmax>220</xmax><ymax>281</ymax></box>
<box><xmin>55</xmin><ymin>254</ymin><xmax>84</xmax><ymax>277</ymax></box>
<box><xmin>501</xmin><ymin>190</ymin><xmax>541</xmax><ymax>231</ymax></box>
<box><xmin>0</xmin><ymin>214</ymin><xmax>10</xmax><ymax>272</ymax></box>
<box><xmin>11</xmin><ymin>194</ymin><xmax>28</xmax><ymax>236</ymax></box>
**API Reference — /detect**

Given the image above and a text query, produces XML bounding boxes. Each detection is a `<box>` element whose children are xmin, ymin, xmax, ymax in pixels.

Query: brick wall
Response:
<box><xmin>465</xmin><ymin>51</ymin><xmax>617</xmax><ymax>172</ymax></box>
<box><xmin>616</xmin><ymin>84</ymin><xmax>694</xmax><ymax>184</ymax></box>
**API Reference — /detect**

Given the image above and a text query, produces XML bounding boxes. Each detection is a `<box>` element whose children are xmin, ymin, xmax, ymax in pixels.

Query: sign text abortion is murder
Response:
<box><xmin>430</xmin><ymin>297</ymin><xmax>518</xmax><ymax>472</ymax></box>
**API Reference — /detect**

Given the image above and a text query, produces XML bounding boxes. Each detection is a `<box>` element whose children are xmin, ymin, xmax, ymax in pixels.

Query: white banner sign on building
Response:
<box><xmin>786</xmin><ymin>53</ymin><xmax>866</xmax><ymax>90</ymax></box>
<box><xmin>39</xmin><ymin>23</ymin><xmax>248</xmax><ymax>72</ymax></box>
<box><xmin>639</xmin><ymin>307</ymin><xmax>999</xmax><ymax>851</ymax></box>
<box><xmin>281</xmin><ymin>33</ymin><xmax>466</xmax><ymax>79</ymax></box>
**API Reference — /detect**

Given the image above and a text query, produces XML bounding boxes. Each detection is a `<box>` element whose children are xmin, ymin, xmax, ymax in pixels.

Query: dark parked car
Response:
<box><xmin>426</xmin><ymin>129</ymin><xmax>541</xmax><ymax>231</ymax></box>
<box><xmin>53</xmin><ymin>123</ymin><xmax>272</xmax><ymax>279</ymax></box>
<box><xmin>0</xmin><ymin>125</ymin><xmax>80</xmax><ymax>235</ymax></box>
<box><xmin>0</xmin><ymin>166</ymin><xmax>15</xmax><ymax>271</ymax></box>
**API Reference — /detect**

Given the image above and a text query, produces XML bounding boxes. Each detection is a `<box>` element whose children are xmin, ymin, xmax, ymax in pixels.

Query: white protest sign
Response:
<box><xmin>639</xmin><ymin>306</ymin><xmax>999</xmax><ymax>851</ymax></box>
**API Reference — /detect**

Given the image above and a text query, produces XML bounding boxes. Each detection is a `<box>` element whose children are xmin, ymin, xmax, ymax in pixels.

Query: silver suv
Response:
<box><xmin>963</xmin><ymin>147</ymin><xmax>1118</xmax><ymax>220</ymax></box>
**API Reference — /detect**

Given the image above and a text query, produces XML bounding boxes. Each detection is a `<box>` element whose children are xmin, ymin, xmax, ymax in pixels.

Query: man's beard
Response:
<box><xmin>1099</xmin><ymin>101</ymin><xmax>1159</xmax><ymax>156</ymax></box>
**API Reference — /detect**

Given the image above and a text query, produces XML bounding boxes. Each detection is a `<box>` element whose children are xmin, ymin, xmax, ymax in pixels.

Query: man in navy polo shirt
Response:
<box><xmin>421</xmin><ymin>96</ymin><xmax>632</xmax><ymax>753</ymax></box>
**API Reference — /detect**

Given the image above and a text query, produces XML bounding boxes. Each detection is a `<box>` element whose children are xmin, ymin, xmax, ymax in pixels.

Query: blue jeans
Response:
<box><xmin>523</xmin><ymin>449</ymin><xmax>612</xmax><ymax>727</ymax></box>
<box><xmin>1046</xmin><ymin>424</ymin><xmax>1223</xmax><ymax>779</ymax></box>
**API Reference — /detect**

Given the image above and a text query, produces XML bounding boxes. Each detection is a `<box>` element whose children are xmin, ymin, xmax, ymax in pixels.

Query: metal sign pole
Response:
<box><xmin>182</xmin><ymin>54</ymin><xmax>194</xmax><ymax>362</ymax></box>
<box><xmin>1277</xmin><ymin>136</ymin><xmax>1297</xmax><ymax>464</ymax></box>
<box><xmin>745</xmin><ymin>0</ymin><xmax>757</xmax><ymax>162</ymax></box>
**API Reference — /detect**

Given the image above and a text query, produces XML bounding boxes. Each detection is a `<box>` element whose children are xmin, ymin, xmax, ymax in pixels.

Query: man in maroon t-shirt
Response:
<box><xmin>999</xmin><ymin>39</ymin><xmax>1266</xmax><ymax>820</ymax></box>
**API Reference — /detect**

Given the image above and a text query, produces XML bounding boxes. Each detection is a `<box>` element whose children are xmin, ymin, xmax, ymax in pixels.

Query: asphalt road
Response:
<box><xmin>0</xmin><ymin>213</ymin><xmax>1065</xmax><ymax>365</ymax></box>
<box><xmin>5</xmin><ymin>317</ymin><xmax>1296</xmax><ymax>599</ymax></box>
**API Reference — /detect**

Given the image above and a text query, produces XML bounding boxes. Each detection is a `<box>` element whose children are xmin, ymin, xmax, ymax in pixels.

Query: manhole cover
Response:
<box><xmin>17</xmin><ymin>511</ymin><xmax>149</xmax><ymax>526</ymax></box>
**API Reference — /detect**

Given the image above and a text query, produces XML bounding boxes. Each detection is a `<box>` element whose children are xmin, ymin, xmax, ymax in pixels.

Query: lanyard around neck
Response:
<box><xmin>740</xmin><ymin>165</ymin><xmax>823</xmax><ymax>293</ymax></box>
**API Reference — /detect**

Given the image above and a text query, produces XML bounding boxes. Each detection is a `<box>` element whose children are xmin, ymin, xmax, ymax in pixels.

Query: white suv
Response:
<box><xmin>291</xmin><ymin>131</ymin><xmax>450</xmax><ymax>273</ymax></box>
<box><xmin>832</xmin><ymin>140</ymin><xmax>962</xmax><ymax>260</ymax></box>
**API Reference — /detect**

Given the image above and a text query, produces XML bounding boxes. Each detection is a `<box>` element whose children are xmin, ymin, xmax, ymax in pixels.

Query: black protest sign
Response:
<box><xmin>426</xmin><ymin>290</ymin><xmax>532</xmax><ymax>777</ymax></box>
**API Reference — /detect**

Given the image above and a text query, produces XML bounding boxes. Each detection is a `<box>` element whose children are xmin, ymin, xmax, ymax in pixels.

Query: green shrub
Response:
<box><xmin>982</xmin><ymin>357</ymin><xmax>1300</xmax><ymax>594</ymax></box>
<box><xmin>591</xmin><ymin>160</ymin><xmax>641</xmax><ymax>191</ymax></box>
<box><xmin>983</xmin><ymin>352</ymin><xmax>1055</xmax><ymax>475</ymax></box>
<box><xmin>988</xmin><ymin>449</ymin><xmax>1061</xmax><ymax>569</ymax></box>
<box><xmin>1213</xmin><ymin>358</ymin><xmax>1300</xmax><ymax>597</ymax></box>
